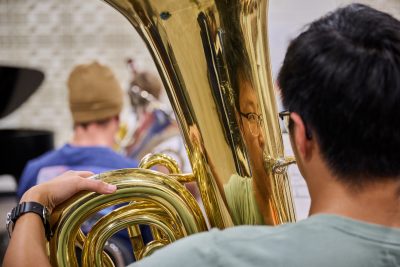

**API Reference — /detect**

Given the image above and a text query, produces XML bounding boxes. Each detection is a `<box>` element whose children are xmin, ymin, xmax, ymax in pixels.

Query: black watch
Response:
<box><xmin>6</xmin><ymin>202</ymin><xmax>52</xmax><ymax>241</ymax></box>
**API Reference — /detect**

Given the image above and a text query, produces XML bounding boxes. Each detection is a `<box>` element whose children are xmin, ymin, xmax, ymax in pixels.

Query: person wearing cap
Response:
<box><xmin>17</xmin><ymin>61</ymin><xmax>138</xmax><ymax>197</ymax></box>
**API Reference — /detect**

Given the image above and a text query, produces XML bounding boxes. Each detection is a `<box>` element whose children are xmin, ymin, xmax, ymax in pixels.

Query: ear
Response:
<box><xmin>290</xmin><ymin>112</ymin><xmax>313</xmax><ymax>160</ymax></box>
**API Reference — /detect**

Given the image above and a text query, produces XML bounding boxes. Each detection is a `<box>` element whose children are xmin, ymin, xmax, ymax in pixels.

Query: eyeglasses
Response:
<box><xmin>278</xmin><ymin>110</ymin><xmax>291</xmax><ymax>133</ymax></box>
<box><xmin>279</xmin><ymin>110</ymin><xmax>313</xmax><ymax>139</ymax></box>
<box><xmin>239</xmin><ymin>111</ymin><xmax>263</xmax><ymax>136</ymax></box>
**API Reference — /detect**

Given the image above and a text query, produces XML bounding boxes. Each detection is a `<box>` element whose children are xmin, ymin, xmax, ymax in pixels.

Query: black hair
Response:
<box><xmin>74</xmin><ymin>116</ymin><xmax>116</xmax><ymax>130</ymax></box>
<box><xmin>278</xmin><ymin>4</ymin><xmax>400</xmax><ymax>183</ymax></box>
<box><xmin>214</xmin><ymin>1</ymin><xmax>254</xmax><ymax>110</ymax></box>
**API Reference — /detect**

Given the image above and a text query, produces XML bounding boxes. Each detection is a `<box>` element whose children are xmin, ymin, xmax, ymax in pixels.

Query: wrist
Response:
<box><xmin>7</xmin><ymin>201</ymin><xmax>52</xmax><ymax>241</ymax></box>
<box><xmin>20</xmin><ymin>185</ymin><xmax>51</xmax><ymax>212</ymax></box>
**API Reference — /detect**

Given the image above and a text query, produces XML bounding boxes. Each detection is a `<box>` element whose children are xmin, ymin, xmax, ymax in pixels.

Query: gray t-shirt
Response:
<box><xmin>131</xmin><ymin>214</ymin><xmax>400</xmax><ymax>267</ymax></box>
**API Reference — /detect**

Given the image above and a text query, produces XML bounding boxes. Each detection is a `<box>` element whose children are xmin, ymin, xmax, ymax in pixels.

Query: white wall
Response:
<box><xmin>269</xmin><ymin>0</ymin><xmax>400</xmax><ymax>78</ymax></box>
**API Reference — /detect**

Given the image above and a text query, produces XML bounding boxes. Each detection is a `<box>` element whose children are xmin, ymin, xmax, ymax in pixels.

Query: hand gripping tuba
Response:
<box><xmin>49</xmin><ymin>0</ymin><xmax>297</xmax><ymax>265</ymax></box>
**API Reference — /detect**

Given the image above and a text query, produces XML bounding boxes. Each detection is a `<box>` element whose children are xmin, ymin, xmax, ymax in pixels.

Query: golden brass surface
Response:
<box><xmin>49</xmin><ymin>0</ymin><xmax>297</xmax><ymax>265</ymax></box>
<box><xmin>139</xmin><ymin>153</ymin><xmax>181</xmax><ymax>173</ymax></box>
<box><xmin>140</xmin><ymin>153</ymin><xmax>196</xmax><ymax>183</ymax></box>
<box><xmin>102</xmin><ymin>0</ymin><xmax>296</xmax><ymax>226</ymax></box>
<box><xmin>50</xmin><ymin>169</ymin><xmax>207</xmax><ymax>266</ymax></box>
<box><xmin>264</xmin><ymin>154</ymin><xmax>296</xmax><ymax>175</ymax></box>
<box><xmin>141</xmin><ymin>239</ymin><xmax>169</xmax><ymax>257</ymax></box>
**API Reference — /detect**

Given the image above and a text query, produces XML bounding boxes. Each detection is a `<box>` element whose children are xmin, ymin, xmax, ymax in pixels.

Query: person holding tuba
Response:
<box><xmin>4</xmin><ymin>4</ymin><xmax>400</xmax><ymax>267</ymax></box>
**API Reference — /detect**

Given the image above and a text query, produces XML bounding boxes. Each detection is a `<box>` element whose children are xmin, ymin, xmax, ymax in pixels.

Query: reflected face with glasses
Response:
<box><xmin>238</xmin><ymin>76</ymin><xmax>266</xmax><ymax>179</ymax></box>
<box><xmin>237</xmin><ymin>75</ymin><xmax>276</xmax><ymax>224</ymax></box>
<box><xmin>239</xmin><ymin>111</ymin><xmax>263</xmax><ymax>137</ymax></box>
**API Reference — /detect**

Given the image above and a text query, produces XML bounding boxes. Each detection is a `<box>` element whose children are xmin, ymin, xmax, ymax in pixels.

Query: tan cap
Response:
<box><xmin>67</xmin><ymin>61</ymin><xmax>123</xmax><ymax>124</ymax></box>
<box><xmin>131</xmin><ymin>71</ymin><xmax>162</xmax><ymax>99</ymax></box>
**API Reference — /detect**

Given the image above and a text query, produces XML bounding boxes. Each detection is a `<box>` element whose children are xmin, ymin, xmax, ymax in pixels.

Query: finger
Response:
<box><xmin>74</xmin><ymin>171</ymin><xmax>95</xmax><ymax>178</ymax></box>
<box><xmin>78</xmin><ymin>178</ymin><xmax>117</xmax><ymax>194</ymax></box>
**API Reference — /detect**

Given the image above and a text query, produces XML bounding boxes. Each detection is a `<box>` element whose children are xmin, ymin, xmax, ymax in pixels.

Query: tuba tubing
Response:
<box><xmin>50</xmin><ymin>0</ymin><xmax>296</xmax><ymax>265</ymax></box>
<box><xmin>50</xmin><ymin>169</ymin><xmax>207</xmax><ymax>266</ymax></box>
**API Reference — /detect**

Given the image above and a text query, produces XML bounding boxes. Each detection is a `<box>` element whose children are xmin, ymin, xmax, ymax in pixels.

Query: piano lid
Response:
<box><xmin>0</xmin><ymin>66</ymin><xmax>45</xmax><ymax>119</ymax></box>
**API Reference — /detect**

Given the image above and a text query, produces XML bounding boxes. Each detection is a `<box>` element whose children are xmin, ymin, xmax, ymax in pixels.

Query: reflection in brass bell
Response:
<box><xmin>49</xmin><ymin>1</ymin><xmax>297</xmax><ymax>265</ymax></box>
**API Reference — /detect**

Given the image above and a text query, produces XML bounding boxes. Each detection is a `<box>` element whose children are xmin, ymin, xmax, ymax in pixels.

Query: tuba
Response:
<box><xmin>50</xmin><ymin>0</ymin><xmax>296</xmax><ymax>265</ymax></box>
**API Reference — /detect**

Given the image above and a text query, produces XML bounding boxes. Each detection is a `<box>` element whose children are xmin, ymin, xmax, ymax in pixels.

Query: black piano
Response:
<box><xmin>0</xmin><ymin>66</ymin><xmax>54</xmax><ymax>184</ymax></box>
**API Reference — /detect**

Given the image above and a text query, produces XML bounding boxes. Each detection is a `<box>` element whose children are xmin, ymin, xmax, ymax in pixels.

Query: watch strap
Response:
<box><xmin>7</xmin><ymin>202</ymin><xmax>52</xmax><ymax>241</ymax></box>
<box><xmin>10</xmin><ymin>202</ymin><xmax>44</xmax><ymax>222</ymax></box>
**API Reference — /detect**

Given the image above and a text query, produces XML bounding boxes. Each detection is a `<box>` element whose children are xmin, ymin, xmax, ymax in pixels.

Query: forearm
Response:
<box><xmin>3</xmin><ymin>187</ymin><xmax>51</xmax><ymax>267</ymax></box>
<box><xmin>3</xmin><ymin>213</ymin><xmax>50</xmax><ymax>267</ymax></box>
<box><xmin>2</xmin><ymin>171</ymin><xmax>115</xmax><ymax>267</ymax></box>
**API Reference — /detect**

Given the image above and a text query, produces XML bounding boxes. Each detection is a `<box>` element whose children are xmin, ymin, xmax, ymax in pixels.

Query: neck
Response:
<box><xmin>70</xmin><ymin>125</ymin><xmax>115</xmax><ymax>148</ymax></box>
<box><xmin>289</xmin><ymin>121</ymin><xmax>400</xmax><ymax>228</ymax></box>
<box><xmin>309</xmin><ymin>176</ymin><xmax>400</xmax><ymax>227</ymax></box>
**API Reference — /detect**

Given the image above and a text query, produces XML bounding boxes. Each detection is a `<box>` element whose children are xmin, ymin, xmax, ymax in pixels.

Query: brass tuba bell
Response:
<box><xmin>50</xmin><ymin>0</ymin><xmax>296</xmax><ymax>265</ymax></box>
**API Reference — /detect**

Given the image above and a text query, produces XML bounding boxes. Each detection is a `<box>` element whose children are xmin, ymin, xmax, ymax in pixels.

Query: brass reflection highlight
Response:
<box><xmin>49</xmin><ymin>0</ymin><xmax>297</xmax><ymax>265</ymax></box>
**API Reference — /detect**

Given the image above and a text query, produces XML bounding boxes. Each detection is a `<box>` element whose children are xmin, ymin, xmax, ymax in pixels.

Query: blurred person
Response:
<box><xmin>4</xmin><ymin>4</ymin><xmax>400</xmax><ymax>267</ymax></box>
<box><xmin>123</xmin><ymin>61</ymin><xmax>202</xmax><ymax>203</ymax></box>
<box><xmin>17</xmin><ymin>61</ymin><xmax>138</xmax><ymax>197</ymax></box>
<box><xmin>124</xmin><ymin>60</ymin><xmax>191</xmax><ymax>173</ymax></box>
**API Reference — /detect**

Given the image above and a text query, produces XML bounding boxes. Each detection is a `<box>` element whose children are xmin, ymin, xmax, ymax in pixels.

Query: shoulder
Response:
<box><xmin>68</xmin><ymin>145</ymin><xmax>138</xmax><ymax>168</ymax></box>
<box><xmin>87</xmin><ymin>147</ymin><xmax>138</xmax><ymax>169</ymax></box>
<box><xmin>17</xmin><ymin>148</ymin><xmax>63</xmax><ymax>197</ymax></box>
<box><xmin>132</xmin><ymin>217</ymin><xmax>339</xmax><ymax>267</ymax></box>
<box><xmin>133</xmin><ymin>230</ymin><xmax>222</xmax><ymax>267</ymax></box>
<box><xmin>98</xmin><ymin>148</ymin><xmax>138</xmax><ymax>167</ymax></box>
<box><xmin>132</xmin><ymin>215</ymin><xmax>400</xmax><ymax>267</ymax></box>
<box><xmin>132</xmin><ymin>226</ymin><xmax>292</xmax><ymax>267</ymax></box>
<box><xmin>22</xmin><ymin>148</ymin><xmax>64</xmax><ymax>173</ymax></box>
